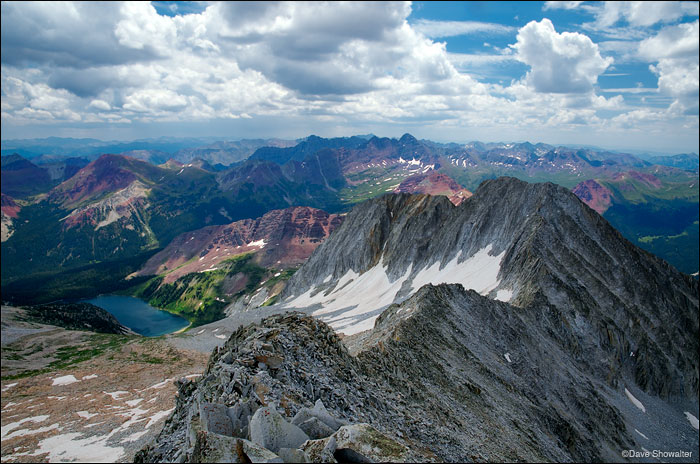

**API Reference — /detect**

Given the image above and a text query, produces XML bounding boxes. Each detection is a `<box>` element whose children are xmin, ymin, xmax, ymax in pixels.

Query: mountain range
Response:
<box><xmin>1</xmin><ymin>133</ymin><xmax>697</xmax><ymax>315</ymax></box>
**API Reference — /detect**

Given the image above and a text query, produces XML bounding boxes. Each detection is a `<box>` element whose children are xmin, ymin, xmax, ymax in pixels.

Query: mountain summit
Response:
<box><xmin>278</xmin><ymin>177</ymin><xmax>697</xmax><ymax>398</ymax></box>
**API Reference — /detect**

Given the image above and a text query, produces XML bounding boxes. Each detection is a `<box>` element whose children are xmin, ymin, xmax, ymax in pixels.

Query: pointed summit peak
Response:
<box><xmin>399</xmin><ymin>133</ymin><xmax>418</xmax><ymax>144</ymax></box>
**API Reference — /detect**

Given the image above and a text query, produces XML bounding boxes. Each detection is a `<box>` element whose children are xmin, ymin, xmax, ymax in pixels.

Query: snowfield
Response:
<box><xmin>284</xmin><ymin>245</ymin><xmax>511</xmax><ymax>335</ymax></box>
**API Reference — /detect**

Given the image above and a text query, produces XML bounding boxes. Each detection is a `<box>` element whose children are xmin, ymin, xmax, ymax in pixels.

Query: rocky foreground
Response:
<box><xmin>135</xmin><ymin>285</ymin><xmax>699</xmax><ymax>463</ymax></box>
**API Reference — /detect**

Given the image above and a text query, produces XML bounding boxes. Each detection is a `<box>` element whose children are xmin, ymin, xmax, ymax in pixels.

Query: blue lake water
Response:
<box><xmin>85</xmin><ymin>295</ymin><xmax>189</xmax><ymax>337</ymax></box>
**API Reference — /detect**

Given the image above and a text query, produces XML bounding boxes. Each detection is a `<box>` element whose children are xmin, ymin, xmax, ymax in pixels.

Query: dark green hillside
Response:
<box><xmin>604</xmin><ymin>200</ymin><xmax>699</xmax><ymax>274</ymax></box>
<box><xmin>1</xmin><ymin>250</ymin><xmax>156</xmax><ymax>305</ymax></box>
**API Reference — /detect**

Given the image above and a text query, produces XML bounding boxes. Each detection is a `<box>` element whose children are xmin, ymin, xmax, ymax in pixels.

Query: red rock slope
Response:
<box><xmin>393</xmin><ymin>172</ymin><xmax>472</xmax><ymax>205</ymax></box>
<box><xmin>137</xmin><ymin>206</ymin><xmax>344</xmax><ymax>283</ymax></box>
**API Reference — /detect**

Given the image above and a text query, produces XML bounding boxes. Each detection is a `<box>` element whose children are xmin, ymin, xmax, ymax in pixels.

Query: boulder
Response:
<box><xmin>249</xmin><ymin>406</ymin><xmax>310</xmax><ymax>452</ymax></box>
<box><xmin>301</xmin><ymin>436</ymin><xmax>337</xmax><ymax>463</ymax></box>
<box><xmin>301</xmin><ymin>423</ymin><xmax>407</xmax><ymax>463</ymax></box>
<box><xmin>277</xmin><ymin>447</ymin><xmax>309</xmax><ymax>463</ymax></box>
<box><xmin>239</xmin><ymin>439</ymin><xmax>285</xmax><ymax>463</ymax></box>
<box><xmin>200</xmin><ymin>402</ymin><xmax>233</xmax><ymax>436</ymax></box>
<box><xmin>297</xmin><ymin>417</ymin><xmax>335</xmax><ymax>439</ymax></box>
<box><xmin>227</xmin><ymin>400</ymin><xmax>255</xmax><ymax>438</ymax></box>
<box><xmin>192</xmin><ymin>432</ymin><xmax>284</xmax><ymax>463</ymax></box>
<box><xmin>291</xmin><ymin>399</ymin><xmax>347</xmax><ymax>432</ymax></box>
<box><xmin>191</xmin><ymin>431</ymin><xmax>241</xmax><ymax>463</ymax></box>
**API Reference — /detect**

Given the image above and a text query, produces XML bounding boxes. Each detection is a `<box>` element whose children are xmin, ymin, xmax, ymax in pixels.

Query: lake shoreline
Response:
<box><xmin>84</xmin><ymin>294</ymin><xmax>189</xmax><ymax>337</ymax></box>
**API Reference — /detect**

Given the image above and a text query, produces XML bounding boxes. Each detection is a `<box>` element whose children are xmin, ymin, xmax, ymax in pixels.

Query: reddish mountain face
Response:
<box><xmin>1</xmin><ymin>193</ymin><xmax>21</xmax><ymax>242</ymax></box>
<box><xmin>572</xmin><ymin>179</ymin><xmax>613</xmax><ymax>214</ymax></box>
<box><xmin>393</xmin><ymin>172</ymin><xmax>472</xmax><ymax>205</ymax></box>
<box><xmin>612</xmin><ymin>170</ymin><xmax>662</xmax><ymax>189</ymax></box>
<box><xmin>137</xmin><ymin>206</ymin><xmax>344</xmax><ymax>282</ymax></box>
<box><xmin>1</xmin><ymin>193</ymin><xmax>20</xmax><ymax>218</ymax></box>
<box><xmin>48</xmin><ymin>154</ymin><xmax>160</xmax><ymax>208</ymax></box>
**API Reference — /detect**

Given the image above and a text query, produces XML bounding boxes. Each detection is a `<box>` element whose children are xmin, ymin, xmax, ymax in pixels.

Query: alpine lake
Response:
<box><xmin>85</xmin><ymin>294</ymin><xmax>189</xmax><ymax>337</ymax></box>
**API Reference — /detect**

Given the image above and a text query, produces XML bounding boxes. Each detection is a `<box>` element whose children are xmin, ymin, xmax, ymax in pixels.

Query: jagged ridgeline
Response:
<box><xmin>139</xmin><ymin>177</ymin><xmax>698</xmax><ymax>463</ymax></box>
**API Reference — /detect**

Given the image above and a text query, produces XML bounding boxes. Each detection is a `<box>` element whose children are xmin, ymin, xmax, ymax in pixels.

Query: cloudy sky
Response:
<box><xmin>1</xmin><ymin>1</ymin><xmax>698</xmax><ymax>153</ymax></box>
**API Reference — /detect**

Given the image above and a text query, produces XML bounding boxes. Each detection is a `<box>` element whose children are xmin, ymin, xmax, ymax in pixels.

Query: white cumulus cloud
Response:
<box><xmin>640</xmin><ymin>20</ymin><xmax>699</xmax><ymax>114</ymax></box>
<box><xmin>512</xmin><ymin>19</ymin><xmax>612</xmax><ymax>93</ymax></box>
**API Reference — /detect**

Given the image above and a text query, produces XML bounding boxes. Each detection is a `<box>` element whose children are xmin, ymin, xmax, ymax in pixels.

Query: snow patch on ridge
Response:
<box><xmin>52</xmin><ymin>375</ymin><xmax>79</xmax><ymax>386</ymax></box>
<box><xmin>625</xmin><ymin>388</ymin><xmax>646</xmax><ymax>413</ymax></box>
<box><xmin>284</xmin><ymin>264</ymin><xmax>412</xmax><ymax>335</ymax></box>
<box><xmin>284</xmin><ymin>245</ymin><xmax>508</xmax><ymax>336</ymax></box>
<box><xmin>410</xmin><ymin>245</ymin><xmax>505</xmax><ymax>295</ymax></box>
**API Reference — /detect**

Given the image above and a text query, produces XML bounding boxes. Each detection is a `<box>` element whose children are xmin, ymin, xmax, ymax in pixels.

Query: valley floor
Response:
<box><xmin>0</xmin><ymin>306</ymin><xmax>208</xmax><ymax>463</ymax></box>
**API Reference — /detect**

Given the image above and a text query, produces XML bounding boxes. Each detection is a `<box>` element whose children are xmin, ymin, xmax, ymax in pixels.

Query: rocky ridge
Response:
<box><xmin>278</xmin><ymin>178</ymin><xmax>698</xmax><ymax>402</ymax></box>
<box><xmin>135</xmin><ymin>312</ymin><xmax>439</xmax><ymax>463</ymax></box>
<box><xmin>21</xmin><ymin>302</ymin><xmax>134</xmax><ymax>335</ymax></box>
<box><xmin>139</xmin><ymin>177</ymin><xmax>698</xmax><ymax>462</ymax></box>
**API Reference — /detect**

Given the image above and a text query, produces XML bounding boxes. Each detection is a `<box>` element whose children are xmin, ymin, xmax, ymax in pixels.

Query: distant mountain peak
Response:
<box><xmin>399</xmin><ymin>133</ymin><xmax>418</xmax><ymax>144</ymax></box>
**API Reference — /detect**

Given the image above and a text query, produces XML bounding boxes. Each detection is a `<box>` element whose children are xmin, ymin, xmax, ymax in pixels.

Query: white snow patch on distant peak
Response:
<box><xmin>684</xmin><ymin>411</ymin><xmax>699</xmax><ymax>430</ymax></box>
<box><xmin>247</xmin><ymin>239</ymin><xmax>267</xmax><ymax>248</ymax></box>
<box><xmin>625</xmin><ymin>388</ymin><xmax>646</xmax><ymax>413</ymax></box>
<box><xmin>82</xmin><ymin>374</ymin><xmax>98</xmax><ymax>380</ymax></box>
<box><xmin>52</xmin><ymin>375</ymin><xmax>79</xmax><ymax>386</ymax></box>
<box><xmin>214</xmin><ymin>334</ymin><xmax>227</xmax><ymax>339</ymax></box>
<box><xmin>634</xmin><ymin>429</ymin><xmax>649</xmax><ymax>440</ymax></box>
<box><xmin>77</xmin><ymin>411</ymin><xmax>99</xmax><ymax>419</ymax></box>
<box><xmin>504</xmin><ymin>353</ymin><xmax>512</xmax><ymax>363</ymax></box>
